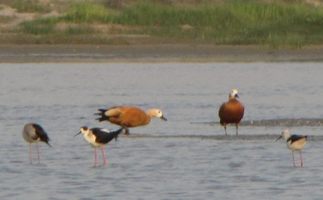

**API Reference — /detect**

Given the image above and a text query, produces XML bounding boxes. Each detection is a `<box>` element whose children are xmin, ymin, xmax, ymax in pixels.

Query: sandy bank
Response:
<box><xmin>1</xmin><ymin>44</ymin><xmax>323</xmax><ymax>63</ymax></box>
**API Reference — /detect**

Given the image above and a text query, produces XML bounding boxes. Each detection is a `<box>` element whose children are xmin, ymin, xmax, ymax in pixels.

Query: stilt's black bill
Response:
<box><xmin>74</xmin><ymin>132</ymin><xmax>81</xmax><ymax>137</ymax></box>
<box><xmin>275</xmin><ymin>135</ymin><xmax>282</xmax><ymax>142</ymax></box>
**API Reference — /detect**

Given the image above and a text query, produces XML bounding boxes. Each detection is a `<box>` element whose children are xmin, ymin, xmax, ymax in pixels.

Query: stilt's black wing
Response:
<box><xmin>33</xmin><ymin>123</ymin><xmax>51</xmax><ymax>147</ymax></box>
<box><xmin>287</xmin><ymin>134</ymin><xmax>307</xmax><ymax>144</ymax></box>
<box><xmin>92</xmin><ymin>128</ymin><xmax>124</xmax><ymax>144</ymax></box>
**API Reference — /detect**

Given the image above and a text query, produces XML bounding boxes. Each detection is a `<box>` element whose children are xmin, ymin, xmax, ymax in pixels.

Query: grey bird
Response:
<box><xmin>22</xmin><ymin>123</ymin><xmax>51</xmax><ymax>164</ymax></box>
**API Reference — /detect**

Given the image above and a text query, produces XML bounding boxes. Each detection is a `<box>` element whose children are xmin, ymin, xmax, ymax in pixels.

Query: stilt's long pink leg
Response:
<box><xmin>29</xmin><ymin>144</ymin><xmax>33</xmax><ymax>164</ymax></box>
<box><xmin>93</xmin><ymin>148</ymin><xmax>98</xmax><ymax>167</ymax></box>
<box><xmin>36</xmin><ymin>143</ymin><xmax>40</xmax><ymax>164</ymax></box>
<box><xmin>101</xmin><ymin>147</ymin><xmax>107</xmax><ymax>166</ymax></box>
<box><xmin>300</xmin><ymin>151</ymin><xmax>304</xmax><ymax>167</ymax></box>
<box><xmin>292</xmin><ymin>151</ymin><xmax>296</xmax><ymax>167</ymax></box>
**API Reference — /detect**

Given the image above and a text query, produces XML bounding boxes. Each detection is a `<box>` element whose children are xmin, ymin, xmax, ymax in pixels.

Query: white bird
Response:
<box><xmin>22</xmin><ymin>123</ymin><xmax>51</xmax><ymax>164</ymax></box>
<box><xmin>75</xmin><ymin>126</ymin><xmax>124</xmax><ymax>166</ymax></box>
<box><xmin>276</xmin><ymin>129</ymin><xmax>307</xmax><ymax>167</ymax></box>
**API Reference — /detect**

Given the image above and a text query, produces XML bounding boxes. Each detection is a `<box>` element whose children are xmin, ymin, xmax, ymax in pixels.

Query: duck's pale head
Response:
<box><xmin>229</xmin><ymin>89</ymin><xmax>239</xmax><ymax>99</ymax></box>
<box><xmin>147</xmin><ymin>108</ymin><xmax>167</xmax><ymax>121</ymax></box>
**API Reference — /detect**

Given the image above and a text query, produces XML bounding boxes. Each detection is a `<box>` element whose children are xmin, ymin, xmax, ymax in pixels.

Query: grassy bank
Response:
<box><xmin>2</xmin><ymin>0</ymin><xmax>323</xmax><ymax>47</ymax></box>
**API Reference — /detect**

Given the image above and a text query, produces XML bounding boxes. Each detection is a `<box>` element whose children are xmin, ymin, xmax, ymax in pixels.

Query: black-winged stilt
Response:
<box><xmin>219</xmin><ymin>89</ymin><xmax>244</xmax><ymax>135</ymax></box>
<box><xmin>22</xmin><ymin>123</ymin><xmax>51</xmax><ymax>164</ymax></box>
<box><xmin>95</xmin><ymin>106</ymin><xmax>167</xmax><ymax>135</ymax></box>
<box><xmin>276</xmin><ymin>129</ymin><xmax>308</xmax><ymax>167</ymax></box>
<box><xmin>75</xmin><ymin>126</ymin><xmax>124</xmax><ymax>166</ymax></box>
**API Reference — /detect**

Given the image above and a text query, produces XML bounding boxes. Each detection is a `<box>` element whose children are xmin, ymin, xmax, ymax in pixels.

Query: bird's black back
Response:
<box><xmin>92</xmin><ymin>127</ymin><xmax>123</xmax><ymax>144</ymax></box>
<box><xmin>33</xmin><ymin>123</ymin><xmax>51</xmax><ymax>146</ymax></box>
<box><xmin>287</xmin><ymin>134</ymin><xmax>307</xmax><ymax>144</ymax></box>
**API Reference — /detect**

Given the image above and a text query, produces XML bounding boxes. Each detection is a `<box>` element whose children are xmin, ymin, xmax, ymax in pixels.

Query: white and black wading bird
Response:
<box><xmin>276</xmin><ymin>129</ymin><xmax>308</xmax><ymax>167</ymax></box>
<box><xmin>75</xmin><ymin>127</ymin><xmax>124</xmax><ymax>166</ymax></box>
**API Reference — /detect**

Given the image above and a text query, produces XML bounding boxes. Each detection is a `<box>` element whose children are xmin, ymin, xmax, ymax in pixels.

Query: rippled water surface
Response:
<box><xmin>1</xmin><ymin>63</ymin><xmax>323</xmax><ymax>199</ymax></box>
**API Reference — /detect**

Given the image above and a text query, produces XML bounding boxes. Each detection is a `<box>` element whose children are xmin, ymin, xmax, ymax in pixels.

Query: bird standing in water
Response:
<box><xmin>22</xmin><ymin>123</ymin><xmax>51</xmax><ymax>164</ymax></box>
<box><xmin>218</xmin><ymin>89</ymin><xmax>244</xmax><ymax>135</ymax></box>
<box><xmin>276</xmin><ymin>129</ymin><xmax>308</xmax><ymax>167</ymax></box>
<box><xmin>75</xmin><ymin>126</ymin><xmax>124</xmax><ymax>166</ymax></box>
<box><xmin>95</xmin><ymin>106</ymin><xmax>167</xmax><ymax>135</ymax></box>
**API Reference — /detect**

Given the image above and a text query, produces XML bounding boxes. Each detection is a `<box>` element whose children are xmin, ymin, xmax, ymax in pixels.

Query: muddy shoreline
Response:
<box><xmin>1</xmin><ymin>44</ymin><xmax>323</xmax><ymax>63</ymax></box>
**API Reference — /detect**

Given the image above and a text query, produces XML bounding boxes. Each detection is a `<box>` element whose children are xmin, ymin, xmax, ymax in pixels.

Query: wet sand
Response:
<box><xmin>1</xmin><ymin>44</ymin><xmax>323</xmax><ymax>62</ymax></box>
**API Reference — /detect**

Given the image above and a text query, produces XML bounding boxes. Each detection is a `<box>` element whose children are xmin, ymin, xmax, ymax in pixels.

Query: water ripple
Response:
<box><xmin>124</xmin><ymin>134</ymin><xmax>323</xmax><ymax>141</ymax></box>
<box><xmin>192</xmin><ymin>118</ymin><xmax>323</xmax><ymax>127</ymax></box>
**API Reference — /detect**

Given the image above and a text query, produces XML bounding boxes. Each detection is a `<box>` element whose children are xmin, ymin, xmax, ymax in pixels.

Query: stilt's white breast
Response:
<box><xmin>83</xmin><ymin>132</ymin><xmax>100</xmax><ymax>147</ymax></box>
<box><xmin>22</xmin><ymin>123</ymin><xmax>39</xmax><ymax>143</ymax></box>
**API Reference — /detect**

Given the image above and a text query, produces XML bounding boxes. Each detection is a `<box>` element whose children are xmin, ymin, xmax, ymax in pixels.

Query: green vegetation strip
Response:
<box><xmin>16</xmin><ymin>1</ymin><xmax>323</xmax><ymax>46</ymax></box>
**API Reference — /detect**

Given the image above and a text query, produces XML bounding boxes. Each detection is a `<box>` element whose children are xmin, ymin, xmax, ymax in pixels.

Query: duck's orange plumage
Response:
<box><xmin>218</xmin><ymin>89</ymin><xmax>244</xmax><ymax>135</ymax></box>
<box><xmin>95</xmin><ymin>106</ymin><xmax>167</xmax><ymax>135</ymax></box>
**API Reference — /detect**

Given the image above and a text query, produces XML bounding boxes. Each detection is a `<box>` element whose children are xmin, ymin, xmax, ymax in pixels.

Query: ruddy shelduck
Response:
<box><xmin>95</xmin><ymin>106</ymin><xmax>167</xmax><ymax>135</ymax></box>
<box><xmin>218</xmin><ymin>89</ymin><xmax>244</xmax><ymax>135</ymax></box>
<box><xmin>276</xmin><ymin>129</ymin><xmax>308</xmax><ymax>167</ymax></box>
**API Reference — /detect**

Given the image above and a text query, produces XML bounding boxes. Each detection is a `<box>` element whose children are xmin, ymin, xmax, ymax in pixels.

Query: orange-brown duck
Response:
<box><xmin>95</xmin><ymin>106</ymin><xmax>167</xmax><ymax>135</ymax></box>
<box><xmin>218</xmin><ymin>89</ymin><xmax>244</xmax><ymax>135</ymax></box>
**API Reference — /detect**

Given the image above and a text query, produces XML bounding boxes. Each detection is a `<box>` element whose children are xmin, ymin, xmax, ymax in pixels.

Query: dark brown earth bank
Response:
<box><xmin>1</xmin><ymin>44</ymin><xmax>323</xmax><ymax>63</ymax></box>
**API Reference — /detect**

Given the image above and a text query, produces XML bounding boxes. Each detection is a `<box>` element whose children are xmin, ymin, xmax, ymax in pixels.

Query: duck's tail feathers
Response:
<box><xmin>95</xmin><ymin>109</ymin><xmax>109</xmax><ymax>122</ymax></box>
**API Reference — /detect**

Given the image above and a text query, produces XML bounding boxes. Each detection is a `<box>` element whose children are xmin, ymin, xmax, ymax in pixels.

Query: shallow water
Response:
<box><xmin>1</xmin><ymin>63</ymin><xmax>323</xmax><ymax>199</ymax></box>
